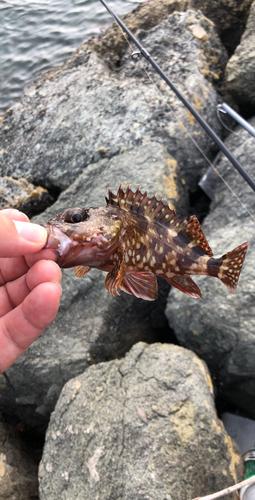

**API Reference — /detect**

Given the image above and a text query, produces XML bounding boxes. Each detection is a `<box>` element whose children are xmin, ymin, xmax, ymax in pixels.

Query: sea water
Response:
<box><xmin>0</xmin><ymin>0</ymin><xmax>144</xmax><ymax>114</ymax></box>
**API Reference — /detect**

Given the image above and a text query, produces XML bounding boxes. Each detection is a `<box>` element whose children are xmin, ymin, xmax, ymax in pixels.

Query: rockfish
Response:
<box><xmin>43</xmin><ymin>185</ymin><xmax>249</xmax><ymax>301</ymax></box>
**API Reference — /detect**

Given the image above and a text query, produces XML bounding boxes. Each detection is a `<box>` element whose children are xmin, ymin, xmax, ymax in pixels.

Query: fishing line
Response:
<box><xmin>134</xmin><ymin>57</ymin><xmax>255</xmax><ymax>223</ymax></box>
<box><xmin>98</xmin><ymin>0</ymin><xmax>255</xmax><ymax>192</ymax></box>
<box><xmin>98</xmin><ymin>0</ymin><xmax>255</xmax><ymax>222</ymax></box>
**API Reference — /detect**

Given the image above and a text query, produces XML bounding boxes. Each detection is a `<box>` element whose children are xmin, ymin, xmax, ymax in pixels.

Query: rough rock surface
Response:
<box><xmin>225</xmin><ymin>0</ymin><xmax>255</xmax><ymax>109</ymax></box>
<box><xmin>0</xmin><ymin>176</ymin><xmax>53</xmax><ymax>217</ymax></box>
<box><xmin>39</xmin><ymin>342</ymin><xmax>243</xmax><ymax>500</ymax></box>
<box><xmin>81</xmin><ymin>0</ymin><xmax>252</xmax><ymax>61</ymax></box>
<box><xmin>166</xmin><ymin>117</ymin><xmax>255</xmax><ymax>417</ymax></box>
<box><xmin>191</xmin><ymin>0</ymin><xmax>253</xmax><ymax>54</ymax></box>
<box><xmin>0</xmin><ymin>142</ymin><xmax>187</xmax><ymax>429</ymax></box>
<box><xmin>0</xmin><ymin>9</ymin><xmax>227</xmax><ymax>193</ymax></box>
<box><xmin>0</xmin><ymin>421</ymin><xmax>39</xmax><ymax>500</ymax></box>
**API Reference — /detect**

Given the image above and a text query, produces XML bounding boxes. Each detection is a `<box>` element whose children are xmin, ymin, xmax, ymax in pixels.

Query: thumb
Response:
<box><xmin>0</xmin><ymin>212</ymin><xmax>48</xmax><ymax>258</ymax></box>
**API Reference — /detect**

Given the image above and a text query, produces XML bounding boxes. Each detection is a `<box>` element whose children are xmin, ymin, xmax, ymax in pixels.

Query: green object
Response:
<box><xmin>244</xmin><ymin>450</ymin><xmax>255</xmax><ymax>479</ymax></box>
<box><xmin>240</xmin><ymin>449</ymin><xmax>255</xmax><ymax>500</ymax></box>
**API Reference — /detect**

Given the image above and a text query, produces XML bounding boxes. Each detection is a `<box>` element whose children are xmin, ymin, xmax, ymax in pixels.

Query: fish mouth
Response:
<box><xmin>42</xmin><ymin>224</ymin><xmax>64</xmax><ymax>250</ymax></box>
<box><xmin>42</xmin><ymin>224</ymin><xmax>79</xmax><ymax>266</ymax></box>
<box><xmin>42</xmin><ymin>221</ymin><xmax>121</xmax><ymax>269</ymax></box>
<box><xmin>42</xmin><ymin>223</ymin><xmax>104</xmax><ymax>268</ymax></box>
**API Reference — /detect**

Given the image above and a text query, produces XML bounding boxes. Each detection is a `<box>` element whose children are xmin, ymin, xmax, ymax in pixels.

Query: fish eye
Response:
<box><xmin>64</xmin><ymin>208</ymin><xmax>88</xmax><ymax>223</ymax></box>
<box><xmin>72</xmin><ymin>213</ymin><xmax>83</xmax><ymax>223</ymax></box>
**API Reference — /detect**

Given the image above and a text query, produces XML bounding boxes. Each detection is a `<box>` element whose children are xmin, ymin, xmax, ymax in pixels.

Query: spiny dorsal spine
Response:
<box><xmin>106</xmin><ymin>185</ymin><xmax>213</xmax><ymax>256</ymax></box>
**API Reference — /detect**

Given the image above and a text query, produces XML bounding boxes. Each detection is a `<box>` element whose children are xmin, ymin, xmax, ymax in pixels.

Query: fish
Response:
<box><xmin>43</xmin><ymin>185</ymin><xmax>249</xmax><ymax>301</ymax></box>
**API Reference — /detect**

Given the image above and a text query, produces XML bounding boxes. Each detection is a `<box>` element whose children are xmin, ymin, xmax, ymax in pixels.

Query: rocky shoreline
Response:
<box><xmin>0</xmin><ymin>1</ymin><xmax>255</xmax><ymax>498</ymax></box>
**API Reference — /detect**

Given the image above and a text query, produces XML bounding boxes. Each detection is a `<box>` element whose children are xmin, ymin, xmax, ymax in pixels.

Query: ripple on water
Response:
<box><xmin>0</xmin><ymin>0</ymin><xmax>144</xmax><ymax>114</ymax></box>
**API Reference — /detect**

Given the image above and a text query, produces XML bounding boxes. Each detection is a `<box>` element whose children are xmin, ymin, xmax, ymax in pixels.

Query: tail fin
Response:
<box><xmin>219</xmin><ymin>242</ymin><xmax>249</xmax><ymax>293</ymax></box>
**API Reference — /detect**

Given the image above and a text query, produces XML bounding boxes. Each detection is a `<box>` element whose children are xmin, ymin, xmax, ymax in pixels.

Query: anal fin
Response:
<box><xmin>166</xmin><ymin>275</ymin><xmax>202</xmax><ymax>299</ymax></box>
<box><xmin>74</xmin><ymin>265</ymin><xmax>91</xmax><ymax>278</ymax></box>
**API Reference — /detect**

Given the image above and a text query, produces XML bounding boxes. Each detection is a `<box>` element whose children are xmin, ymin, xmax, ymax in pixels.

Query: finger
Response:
<box><xmin>0</xmin><ymin>260</ymin><xmax>62</xmax><ymax>316</ymax></box>
<box><xmin>0</xmin><ymin>213</ymin><xmax>47</xmax><ymax>257</ymax></box>
<box><xmin>0</xmin><ymin>256</ymin><xmax>29</xmax><ymax>285</ymax></box>
<box><xmin>0</xmin><ymin>249</ymin><xmax>58</xmax><ymax>286</ymax></box>
<box><xmin>25</xmin><ymin>248</ymin><xmax>58</xmax><ymax>268</ymax></box>
<box><xmin>0</xmin><ymin>281</ymin><xmax>62</xmax><ymax>373</ymax></box>
<box><xmin>1</xmin><ymin>209</ymin><xmax>29</xmax><ymax>222</ymax></box>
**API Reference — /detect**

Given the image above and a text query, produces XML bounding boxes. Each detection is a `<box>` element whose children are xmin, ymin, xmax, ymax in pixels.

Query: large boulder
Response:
<box><xmin>225</xmin><ymin>0</ymin><xmax>255</xmax><ymax>109</ymax></box>
<box><xmin>0</xmin><ymin>142</ymin><xmax>187</xmax><ymax>428</ymax></box>
<box><xmin>38</xmin><ymin>342</ymin><xmax>243</xmax><ymax>500</ymax></box>
<box><xmin>166</xmin><ymin>117</ymin><xmax>255</xmax><ymax>417</ymax></box>
<box><xmin>0</xmin><ymin>9</ymin><xmax>227</xmax><ymax>193</ymax></box>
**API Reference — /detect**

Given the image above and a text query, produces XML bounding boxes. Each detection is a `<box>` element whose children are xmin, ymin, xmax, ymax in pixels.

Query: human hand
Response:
<box><xmin>0</xmin><ymin>209</ymin><xmax>62</xmax><ymax>373</ymax></box>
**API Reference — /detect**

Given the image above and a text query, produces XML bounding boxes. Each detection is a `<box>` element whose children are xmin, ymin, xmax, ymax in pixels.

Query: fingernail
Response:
<box><xmin>14</xmin><ymin>221</ymin><xmax>47</xmax><ymax>243</ymax></box>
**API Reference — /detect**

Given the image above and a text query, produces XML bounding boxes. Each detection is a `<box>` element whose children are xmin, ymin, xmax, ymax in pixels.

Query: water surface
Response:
<box><xmin>0</xmin><ymin>0</ymin><xmax>144</xmax><ymax>114</ymax></box>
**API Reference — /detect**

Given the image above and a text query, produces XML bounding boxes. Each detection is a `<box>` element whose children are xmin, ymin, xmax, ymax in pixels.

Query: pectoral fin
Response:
<box><xmin>119</xmin><ymin>271</ymin><xmax>158</xmax><ymax>301</ymax></box>
<box><xmin>166</xmin><ymin>275</ymin><xmax>202</xmax><ymax>299</ymax></box>
<box><xmin>105</xmin><ymin>267</ymin><xmax>122</xmax><ymax>296</ymax></box>
<box><xmin>105</xmin><ymin>248</ymin><xmax>126</xmax><ymax>296</ymax></box>
<box><xmin>74</xmin><ymin>265</ymin><xmax>91</xmax><ymax>278</ymax></box>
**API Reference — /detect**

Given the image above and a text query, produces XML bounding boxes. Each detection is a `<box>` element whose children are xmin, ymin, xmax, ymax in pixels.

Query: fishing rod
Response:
<box><xmin>217</xmin><ymin>103</ymin><xmax>255</xmax><ymax>138</ymax></box>
<box><xmin>99</xmin><ymin>0</ymin><xmax>255</xmax><ymax>193</ymax></box>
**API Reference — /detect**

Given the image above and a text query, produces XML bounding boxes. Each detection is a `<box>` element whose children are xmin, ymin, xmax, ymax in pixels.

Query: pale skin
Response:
<box><xmin>0</xmin><ymin>209</ymin><xmax>62</xmax><ymax>373</ymax></box>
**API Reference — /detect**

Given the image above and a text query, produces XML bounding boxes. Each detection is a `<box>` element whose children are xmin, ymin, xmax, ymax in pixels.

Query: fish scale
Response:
<box><xmin>43</xmin><ymin>185</ymin><xmax>249</xmax><ymax>301</ymax></box>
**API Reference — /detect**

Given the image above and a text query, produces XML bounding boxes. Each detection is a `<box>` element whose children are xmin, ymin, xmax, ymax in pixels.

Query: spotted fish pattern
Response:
<box><xmin>43</xmin><ymin>185</ymin><xmax>249</xmax><ymax>301</ymax></box>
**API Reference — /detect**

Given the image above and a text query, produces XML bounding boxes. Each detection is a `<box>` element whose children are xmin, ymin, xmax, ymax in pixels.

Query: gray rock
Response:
<box><xmin>75</xmin><ymin>0</ymin><xmax>251</xmax><ymax>63</ymax></box>
<box><xmin>225</xmin><ymin>0</ymin><xmax>255</xmax><ymax>107</ymax></box>
<box><xmin>0</xmin><ymin>421</ymin><xmax>39</xmax><ymax>500</ymax></box>
<box><xmin>81</xmin><ymin>0</ymin><xmax>190</xmax><ymax>67</ymax></box>
<box><xmin>190</xmin><ymin>0</ymin><xmax>253</xmax><ymax>54</ymax></box>
<box><xmin>166</xmin><ymin>117</ymin><xmax>255</xmax><ymax>417</ymax></box>
<box><xmin>0</xmin><ymin>176</ymin><xmax>53</xmax><ymax>217</ymax></box>
<box><xmin>1</xmin><ymin>142</ymin><xmax>187</xmax><ymax>429</ymax></box>
<box><xmin>38</xmin><ymin>342</ymin><xmax>243</xmax><ymax>500</ymax></box>
<box><xmin>0</xmin><ymin>9</ymin><xmax>227</xmax><ymax>193</ymax></box>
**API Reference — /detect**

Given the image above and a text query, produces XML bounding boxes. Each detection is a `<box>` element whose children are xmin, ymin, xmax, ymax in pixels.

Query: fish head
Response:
<box><xmin>43</xmin><ymin>206</ymin><xmax>123</xmax><ymax>268</ymax></box>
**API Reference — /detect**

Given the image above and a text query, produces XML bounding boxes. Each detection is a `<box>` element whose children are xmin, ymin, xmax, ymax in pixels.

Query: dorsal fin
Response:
<box><xmin>106</xmin><ymin>185</ymin><xmax>180</xmax><ymax>227</ymax></box>
<box><xmin>106</xmin><ymin>185</ymin><xmax>213</xmax><ymax>257</ymax></box>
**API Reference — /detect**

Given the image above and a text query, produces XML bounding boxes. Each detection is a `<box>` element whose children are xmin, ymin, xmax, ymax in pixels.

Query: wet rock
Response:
<box><xmin>1</xmin><ymin>142</ymin><xmax>187</xmax><ymax>429</ymax></box>
<box><xmin>0</xmin><ymin>421</ymin><xmax>39</xmax><ymax>500</ymax></box>
<box><xmin>39</xmin><ymin>342</ymin><xmax>243</xmax><ymax>500</ymax></box>
<box><xmin>225</xmin><ymin>0</ymin><xmax>255</xmax><ymax>109</ymax></box>
<box><xmin>0</xmin><ymin>176</ymin><xmax>53</xmax><ymax>217</ymax></box>
<box><xmin>166</xmin><ymin>117</ymin><xmax>255</xmax><ymax>418</ymax></box>
<box><xmin>0</xmin><ymin>9</ymin><xmax>227</xmax><ymax>193</ymax></box>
